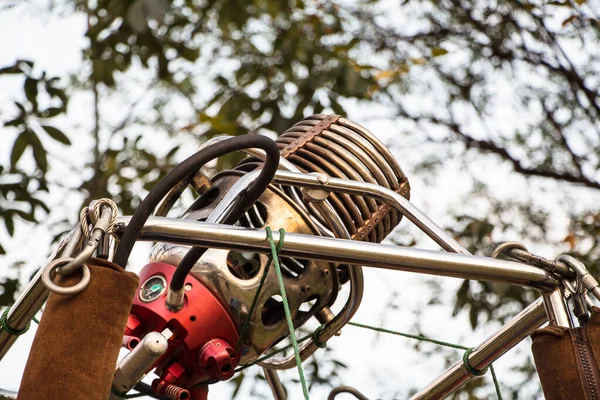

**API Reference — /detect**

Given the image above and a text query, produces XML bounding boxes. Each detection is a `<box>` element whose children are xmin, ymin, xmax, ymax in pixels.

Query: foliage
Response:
<box><xmin>1</xmin><ymin>0</ymin><xmax>600</xmax><ymax>398</ymax></box>
<box><xmin>0</xmin><ymin>60</ymin><xmax>68</xmax><ymax>256</ymax></box>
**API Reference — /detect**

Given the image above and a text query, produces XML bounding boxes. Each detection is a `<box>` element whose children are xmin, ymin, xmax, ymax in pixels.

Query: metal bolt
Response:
<box><xmin>316</xmin><ymin>174</ymin><xmax>329</xmax><ymax>185</ymax></box>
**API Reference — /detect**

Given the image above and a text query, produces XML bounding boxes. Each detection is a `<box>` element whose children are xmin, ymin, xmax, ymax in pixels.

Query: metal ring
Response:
<box><xmin>491</xmin><ymin>241</ymin><xmax>529</xmax><ymax>259</ymax></box>
<box><xmin>42</xmin><ymin>258</ymin><xmax>91</xmax><ymax>295</ymax></box>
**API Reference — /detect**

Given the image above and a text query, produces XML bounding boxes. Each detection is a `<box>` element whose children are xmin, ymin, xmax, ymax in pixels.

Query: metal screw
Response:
<box><xmin>316</xmin><ymin>174</ymin><xmax>329</xmax><ymax>185</ymax></box>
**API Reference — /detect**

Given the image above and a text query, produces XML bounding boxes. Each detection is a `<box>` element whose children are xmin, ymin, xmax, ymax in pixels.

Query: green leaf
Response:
<box><xmin>165</xmin><ymin>145</ymin><xmax>180</xmax><ymax>159</ymax></box>
<box><xmin>14</xmin><ymin>209</ymin><xmax>36</xmax><ymax>223</ymax></box>
<box><xmin>10</xmin><ymin>132</ymin><xmax>28</xmax><ymax>167</ymax></box>
<box><xmin>4</xmin><ymin>214</ymin><xmax>14</xmax><ymax>236</ymax></box>
<box><xmin>46</xmin><ymin>86</ymin><xmax>68</xmax><ymax>109</ymax></box>
<box><xmin>42</xmin><ymin>125</ymin><xmax>71</xmax><ymax>145</ymax></box>
<box><xmin>28</xmin><ymin>131</ymin><xmax>48</xmax><ymax>173</ymax></box>
<box><xmin>24</xmin><ymin>78</ymin><xmax>39</xmax><ymax>111</ymax></box>
<box><xmin>0</xmin><ymin>65</ymin><xmax>22</xmax><ymax>75</ymax></box>
<box><xmin>0</xmin><ymin>277</ymin><xmax>19</xmax><ymax>307</ymax></box>
<box><xmin>4</xmin><ymin>118</ymin><xmax>23</xmax><ymax>128</ymax></box>
<box><xmin>14</xmin><ymin>102</ymin><xmax>26</xmax><ymax>114</ymax></box>
<box><xmin>431</xmin><ymin>47</ymin><xmax>449</xmax><ymax>57</ymax></box>
<box><xmin>469</xmin><ymin>306</ymin><xmax>478</xmax><ymax>329</ymax></box>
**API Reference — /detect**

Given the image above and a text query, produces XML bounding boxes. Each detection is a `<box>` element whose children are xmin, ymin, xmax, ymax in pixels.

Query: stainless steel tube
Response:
<box><xmin>118</xmin><ymin>217</ymin><xmax>559</xmax><ymax>292</ymax></box>
<box><xmin>558</xmin><ymin>255</ymin><xmax>600</xmax><ymax>302</ymax></box>
<box><xmin>263</xmin><ymin>368</ymin><xmax>287</xmax><ymax>400</ymax></box>
<box><xmin>173</xmin><ymin>161</ymin><xmax>465</xmax><ymax>254</ymax></box>
<box><xmin>542</xmin><ymin>288</ymin><xmax>572</xmax><ymax>328</ymax></box>
<box><xmin>270</xmin><ymin>171</ymin><xmax>469</xmax><ymax>255</ymax></box>
<box><xmin>0</xmin><ymin>228</ymin><xmax>80</xmax><ymax>361</ymax></box>
<box><xmin>410</xmin><ymin>298</ymin><xmax>547</xmax><ymax>399</ymax></box>
<box><xmin>328</xmin><ymin>386</ymin><xmax>369</xmax><ymax>400</ymax></box>
<box><xmin>110</xmin><ymin>331</ymin><xmax>169</xmax><ymax>398</ymax></box>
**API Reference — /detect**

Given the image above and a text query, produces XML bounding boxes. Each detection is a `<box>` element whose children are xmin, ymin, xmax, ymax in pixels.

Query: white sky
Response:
<box><xmin>1</xmin><ymin>2</ymin><xmax>599</xmax><ymax>400</ymax></box>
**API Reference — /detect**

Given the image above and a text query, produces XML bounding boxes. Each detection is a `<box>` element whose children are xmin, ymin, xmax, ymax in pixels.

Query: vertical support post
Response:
<box><xmin>542</xmin><ymin>287</ymin><xmax>572</xmax><ymax>328</ymax></box>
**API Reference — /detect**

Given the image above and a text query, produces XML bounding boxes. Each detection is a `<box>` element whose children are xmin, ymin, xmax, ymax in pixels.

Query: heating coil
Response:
<box><xmin>236</xmin><ymin>114</ymin><xmax>410</xmax><ymax>243</ymax></box>
<box><xmin>150</xmin><ymin>114</ymin><xmax>410</xmax><ymax>363</ymax></box>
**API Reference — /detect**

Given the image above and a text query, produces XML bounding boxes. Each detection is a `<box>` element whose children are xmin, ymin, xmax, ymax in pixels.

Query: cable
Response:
<box><xmin>170</xmin><ymin>138</ymin><xmax>280</xmax><ymax>291</ymax></box>
<box><xmin>130</xmin><ymin>382</ymin><xmax>169</xmax><ymax>400</ymax></box>
<box><xmin>113</xmin><ymin>135</ymin><xmax>280</xmax><ymax>269</ymax></box>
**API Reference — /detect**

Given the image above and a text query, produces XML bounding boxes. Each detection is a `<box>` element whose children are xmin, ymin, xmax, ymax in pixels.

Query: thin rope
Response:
<box><xmin>490</xmin><ymin>364</ymin><xmax>502</xmax><ymax>399</ymax></box>
<box><xmin>235</xmin><ymin>333</ymin><xmax>313</xmax><ymax>373</ymax></box>
<box><xmin>0</xmin><ymin>308</ymin><xmax>31</xmax><ymax>336</ymax></box>
<box><xmin>235</xmin><ymin>228</ymin><xmax>285</xmax><ymax>354</ymax></box>
<box><xmin>348</xmin><ymin>322</ymin><xmax>470</xmax><ymax>350</ymax></box>
<box><xmin>266</xmin><ymin>227</ymin><xmax>310</xmax><ymax>400</ymax></box>
<box><xmin>348</xmin><ymin>322</ymin><xmax>502</xmax><ymax>399</ymax></box>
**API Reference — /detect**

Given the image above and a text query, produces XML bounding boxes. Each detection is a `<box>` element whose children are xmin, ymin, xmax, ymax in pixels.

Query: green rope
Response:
<box><xmin>462</xmin><ymin>348</ymin><xmax>487</xmax><ymax>376</ymax></box>
<box><xmin>234</xmin><ymin>332</ymin><xmax>313</xmax><ymax>373</ymax></box>
<box><xmin>235</xmin><ymin>227</ymin><xmax>285</xmax><ymax>354</ymax></box>
<box><xmin>348</xmin><ymin>322</ymin><xmax>502</xmax><ymax>399</ymax></box>
<box><xmin>266</xmin><ymin>227</ymin><xmax>310</xmax><ymax>400</ymax></box>
<box><xmin>349</xmin><ymin>322</ymin><xmax>470</xmax><ymax>351</ymax></box>
<box><xmin>490</xmin><ymin>364</ymin><xmax>502</xmax><ymax>399</ymax></box>
<box><xmin>0</xmin><ymin>308</ymin><xmax>31</xmax><ymax>336</ymax></box>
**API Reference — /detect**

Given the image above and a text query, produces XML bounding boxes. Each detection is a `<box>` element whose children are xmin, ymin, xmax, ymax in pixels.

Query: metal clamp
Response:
<box><xmin>492</xmin><ymin>241</ymin><xmax>575</xmax><ymax>279</ymax></box>
<box><xmin>558</xmin><ymin>255</ymin><xmax>600</xmax><ymax>302</ymax></box>
<box><xmin>59</xmin><ymin>203</ymin><xmax>115</xmax><ymax>276</ymax></box>
<box><xmin>80</xmin><ymin>198</ymin><xmax>119</xmax><ymax>238</ymax></box>
<box><xmin>42</xmin><ymin>258</ymin><xmax>91</xmax><ymax>295</ymax></box>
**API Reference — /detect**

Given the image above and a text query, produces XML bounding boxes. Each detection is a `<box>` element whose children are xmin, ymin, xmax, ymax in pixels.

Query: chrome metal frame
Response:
<box><xmin>120</xmin><ymin>217</ymin><xmax>561</xmax><ymax>398</ymax></box>
<box><xmin>123</xmin><ymin>217</ymin><xmax>559</xmax><ymax>291</ymax></box>
<box><xmin>1</xmin><ymin>169</ymin><xmax>578</xmax><ymax>399</ymax></box>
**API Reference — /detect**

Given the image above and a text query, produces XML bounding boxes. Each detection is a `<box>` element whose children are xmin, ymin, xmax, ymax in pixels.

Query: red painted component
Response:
<box><xmin>189</xmin><ymin>384</ymin><xmax>209</xmax><ymax>400</ymax></box>
<box><xmin>125</xmin><ymin>314</ymin><xmax>143</xmax><ymax>337</ymax></box>
<box><xmin>122</xmin><ymin>335</ymin><xmax>140</xmax><ymax>350</ymax></box>
<box><xmin>125</xmin><ymin>262</ymin><xmax>240</xmax><ymax>398</ymax></box>
<box><xmin>152</xmin><ymin>379</ymin><xmax>191</xmax><ymax>400</ymax></box>
<box><xmin>198</xmin><ymin>339</ymin><xmax>237</xmax><ymax>381</ymax></box>
<box><xmin>161</xmin><ymin>361</ymin><xmax>189</xmax><ymax>385</ymax></box>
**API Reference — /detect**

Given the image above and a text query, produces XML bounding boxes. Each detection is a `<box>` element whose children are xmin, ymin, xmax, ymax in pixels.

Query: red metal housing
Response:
<box><xmin>125</xmin><ymin>262</ymin><xmax>240</xmax><ymax>398</ymax></box>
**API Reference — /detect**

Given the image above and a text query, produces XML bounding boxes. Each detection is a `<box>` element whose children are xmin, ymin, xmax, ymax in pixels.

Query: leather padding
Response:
<box><xmin>532</xmin><ymin>307</ymin><xmax>600</xmax><ymax>400</ymax></box>
<box><xmin>18</xmin><ymin>258</ymin><xmax>139</xmax><ymax>400</ymax></box>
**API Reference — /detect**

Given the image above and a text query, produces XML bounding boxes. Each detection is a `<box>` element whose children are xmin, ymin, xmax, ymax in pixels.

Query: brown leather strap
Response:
<box><xmin>280</xmin><ymin>115</ymin><xmax>340</xmax><ymax>158</ymax></box>
<box><xmin>18</xmin><ymin>258</ymin><xmax>139</xmax><ymax>400</ymax></box>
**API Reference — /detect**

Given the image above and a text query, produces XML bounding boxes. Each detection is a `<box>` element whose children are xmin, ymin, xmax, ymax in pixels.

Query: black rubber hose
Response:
<box><xmin>171</xmin><ymin>139</ymin><xmax>280</xmax><ymax>291</ymax></box>
<box><xmin>133</xmin><ymin>382</ymin><xmax>169</xmax><ymax>400</ymax></box>
<box><xmin>113</xmin><ymin>135</ymin><xmax>280</xmax><ymax>269</ymax></box>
